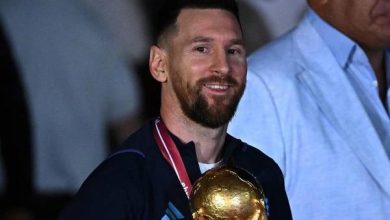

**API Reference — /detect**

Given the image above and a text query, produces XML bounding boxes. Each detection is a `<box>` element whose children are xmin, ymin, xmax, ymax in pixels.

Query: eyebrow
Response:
<box><xmin>191</xmin><ymin>36</ymin><xmax>244</xmax><ymax>46</ymax></box>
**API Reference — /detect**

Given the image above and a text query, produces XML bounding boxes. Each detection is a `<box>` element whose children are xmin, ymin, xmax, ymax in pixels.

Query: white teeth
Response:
<box><xmin>206</xmin><ymin>84</ymin><xmax>228</xmax><ymax>90</ymax></box>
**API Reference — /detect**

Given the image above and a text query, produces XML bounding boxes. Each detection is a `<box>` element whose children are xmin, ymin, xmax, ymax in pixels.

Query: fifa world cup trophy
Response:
<box><xmin>190</xmin><ymin>166</ymin><xmax>267</xmax><ymax>220</ymax></box>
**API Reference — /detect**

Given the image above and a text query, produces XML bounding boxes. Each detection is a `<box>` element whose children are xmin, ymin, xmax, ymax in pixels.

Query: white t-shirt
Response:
<box><xmin>198</xmin><ymin>161</ymin><xmax>222</xmax><ymax>174</ymax></box>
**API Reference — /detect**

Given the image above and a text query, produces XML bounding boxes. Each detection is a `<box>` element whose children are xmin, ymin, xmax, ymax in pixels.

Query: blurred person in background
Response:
<box><xmin>82</xmin><ymin>0</ymin><xmax>152</xmax><ymax>66</ymax></box>
<box><xmin>0</xmin><ymin>0</ymin><xmax>143</xmax><ymax>219</ymax></box>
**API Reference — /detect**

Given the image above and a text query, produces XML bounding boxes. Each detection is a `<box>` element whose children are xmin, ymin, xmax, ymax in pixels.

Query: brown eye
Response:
<box><xmin>227</xmin><ymin>49</ymin><xmax>238</xmax><ymax>54</ymax></box>
<box><xmin>195</xmin><ymin>47</ymin><xmax>208</xmax><ymax>53</ymax></box>
<box><xmin>227</xmin><ymin>48</ymin><xmax>239</xmax><ymax>55</ymax></box>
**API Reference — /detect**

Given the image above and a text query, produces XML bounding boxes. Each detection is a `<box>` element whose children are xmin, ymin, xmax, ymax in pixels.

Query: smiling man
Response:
<box><xmin>59</xmin><ymin>0</ymin><xmax>292</xmax><ymax>219</ymax></box>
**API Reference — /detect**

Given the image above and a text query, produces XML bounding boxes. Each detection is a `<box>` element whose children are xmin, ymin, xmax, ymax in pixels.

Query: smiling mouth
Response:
<box><xmin>373</xmin><ymin>8</ymin><xmax>390</xmax><ymax>22</ymax></box>
<box><xmin>375</xmin><ymin>14</ymin><xmax>390</xmax><ymax>25</ymax></box>
<box><xmin>204</xmin><ymin>83</ymin><xmax>230</xmax><ymax>91</ymax></box>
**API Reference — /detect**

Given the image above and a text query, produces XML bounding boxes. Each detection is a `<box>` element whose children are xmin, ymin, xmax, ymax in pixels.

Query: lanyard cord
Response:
<box><xmin>152</xmin><ymin>118</ymin><xmax>193</xmax><ymax>198</ymax></box>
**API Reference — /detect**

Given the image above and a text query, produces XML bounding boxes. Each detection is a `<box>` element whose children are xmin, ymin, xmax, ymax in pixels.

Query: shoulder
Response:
<box><xmin>238</xmin><ymin>21</ymin><xmax>311</xmax><ymax>108</ymax></box>
<box><xmin>76</xmin><ymin>150</ymin><xmax>146</xmax><ymax>202</ymax></box>
<box><xmin>91</xmin><ymin>120</ymin><xmax>156</xmax><ymax>186</ymax></box>
<box><xmin>80</xmin><ymin>120</ymin><xmax>157</xmax><ymax>193</ymax></box>
<box><xmin>229</xmin><ymin>136</ymin><xmax>281</xmax><ymax>172</ymax></box>
<box><xmin>59</xmin><ymin>152</ymin><xmax>147</xmax><ymax>219</ymax></box>
<box><xmin>59</xmin><ymin>122</ymin><xmax>155</xmax><ymax>219</ymax></box>
<box><xmin>248</xmin><ymin>30</ymin><xmax>296</xmax><ymax>71</ymax></box>
<box><xmin>228</xmin><ymin>135</ymin><xmax>285</xmax><ymax>182</ymax></box>
<box><xmin>244</xmin><ymin>142</ymin><xmax>281</xmax><ymax>170</ymax></box>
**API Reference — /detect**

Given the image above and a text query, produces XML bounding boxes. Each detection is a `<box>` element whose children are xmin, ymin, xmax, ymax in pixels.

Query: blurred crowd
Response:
<box><xmin>0</xmin><ymin>0</ymin><xmax>307</xmax><ymax>219</ymax></box>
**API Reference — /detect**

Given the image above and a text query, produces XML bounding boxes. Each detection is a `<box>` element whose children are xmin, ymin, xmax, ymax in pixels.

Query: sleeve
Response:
<box><xmin>228</xmin><ymin>68</ymin><xmax>287</xmax><ymax>173</ymax></box>
<box><xmin>58</xmin><ymin>154</ymin><xmax>145</xmax><ymax>220</ymax></box>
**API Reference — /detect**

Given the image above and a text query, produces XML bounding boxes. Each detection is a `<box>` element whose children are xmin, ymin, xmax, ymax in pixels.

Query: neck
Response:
<box><xmin>362</xmin><ymin>47</ymin><xmax>388</xmax><ymax>106</ymax></box>
<box><xmin>363</xmin><ymin>47</ymin><xmax>385</xmax><ymax>76</ymax></box>
<box><xmin>160</xmin><ymin>102</ymin><xmax>227</xmax><ymax>164</ymax></box>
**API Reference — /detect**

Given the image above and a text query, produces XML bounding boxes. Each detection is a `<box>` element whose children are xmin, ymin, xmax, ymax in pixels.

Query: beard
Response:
<box><xmin>173</xmin><ymin>74</ymin><xmax>245</xmax><ymax>129</ymax></box>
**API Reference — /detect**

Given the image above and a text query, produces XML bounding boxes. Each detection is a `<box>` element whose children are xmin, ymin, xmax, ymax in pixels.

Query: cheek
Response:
<box><xmin>190</xmin><ymin>58</ymin><xmax>212</xmax><ymax>73</ymax></box>
<box><xmin>231</xmin><ymin>60</ymin><xmax>247</xmax><ymax>79</ymax></box>
<box><xmin>354</xmin><ymin>4</ymin><xmax>376</xmax><ymax>30</ymax></box>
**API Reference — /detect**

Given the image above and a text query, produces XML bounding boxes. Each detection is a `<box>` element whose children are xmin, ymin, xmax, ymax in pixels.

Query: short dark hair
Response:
<box><xmin>152</xmin><ymin>0</ymin><xmax>241</xmax><ymax>45</ymax></box>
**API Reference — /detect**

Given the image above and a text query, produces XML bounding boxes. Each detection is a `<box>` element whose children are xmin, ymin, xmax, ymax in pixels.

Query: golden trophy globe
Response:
<box><xmin>190</xmin><ymin>166</ymin><xmax>267</xmax><ymax>220</ymax></box>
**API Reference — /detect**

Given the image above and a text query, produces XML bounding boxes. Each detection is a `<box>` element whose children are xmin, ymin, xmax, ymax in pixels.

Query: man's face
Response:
<box><xmin>165</xmin><ymin>8</ymin><xmax>246</xmax><ymax>128</ymax></box>
<box><xmin>320</xmin><ymin>0</ymin><xmax>390</xmax><ymax>49</ymax></box>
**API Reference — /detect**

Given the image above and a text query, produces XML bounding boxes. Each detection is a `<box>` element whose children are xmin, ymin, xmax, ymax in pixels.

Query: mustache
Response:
<box><xmin>196</xmin><ymin>75</ymin><xmax>239</xmax><ymax>86</ymax></box>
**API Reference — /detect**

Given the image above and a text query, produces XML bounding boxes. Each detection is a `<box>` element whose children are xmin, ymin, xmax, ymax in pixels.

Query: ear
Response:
<box><xmin>149</xmin><ymin>45</ymin><xmax>168</xmax><ymax>83</ymax></box>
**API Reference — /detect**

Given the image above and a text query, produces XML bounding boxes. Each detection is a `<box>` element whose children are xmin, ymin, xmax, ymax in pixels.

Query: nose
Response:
<box><xmin>211</xmin><ymin>49</ymin><xmax>230</xmax><ymax>75</ymax></box>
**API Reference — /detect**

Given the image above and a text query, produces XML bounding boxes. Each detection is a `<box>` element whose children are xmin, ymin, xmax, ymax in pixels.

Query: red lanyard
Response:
<box><xmin>152</xmin><ymin>118</ymin><xmax>193</xmax><ymax>198</ymax></box>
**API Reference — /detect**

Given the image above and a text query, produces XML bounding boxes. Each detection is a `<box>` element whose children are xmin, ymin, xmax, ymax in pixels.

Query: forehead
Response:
<box><xmin>174</xmin><ymin>8</ymin><xmax>243</xmax><ymax>41</ymax></box>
